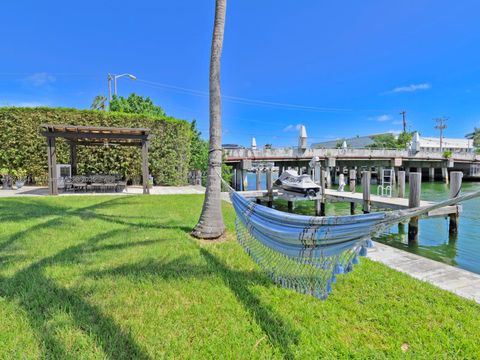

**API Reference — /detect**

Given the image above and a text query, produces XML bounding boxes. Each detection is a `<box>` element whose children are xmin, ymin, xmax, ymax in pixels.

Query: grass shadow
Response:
<box><xmin>200</xmin><ymin>248</ymin><xmax>299</xmax><ymax>359</ymax></box>
<box><xmin>0</xmin><ymin>229</ymin><xmax>152</xmax><ymax>359</ymax></box>
<box><xmin>87</xmin><ymin>248</ymin><xmax>300</xmax><ymax>358</ymax></box>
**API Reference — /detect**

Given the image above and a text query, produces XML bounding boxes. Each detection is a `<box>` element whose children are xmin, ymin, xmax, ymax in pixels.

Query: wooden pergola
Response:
<box><xmin>41</xmin><ymin>124</ymin><xmax>151</xmax><ymax>195</ymax></box>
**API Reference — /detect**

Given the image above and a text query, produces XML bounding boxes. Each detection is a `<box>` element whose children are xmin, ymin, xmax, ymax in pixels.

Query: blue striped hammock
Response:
<box><xmin>230</xmin><ymin>189</ymin><xmax>480</xmax><ymax>300</ymax></box>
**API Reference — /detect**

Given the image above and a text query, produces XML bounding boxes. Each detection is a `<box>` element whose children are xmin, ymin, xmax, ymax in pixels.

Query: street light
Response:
<box><xmin>107</xmin><ymin>73</ymin><xmax>137</xmax><ymax>101</ymax></box>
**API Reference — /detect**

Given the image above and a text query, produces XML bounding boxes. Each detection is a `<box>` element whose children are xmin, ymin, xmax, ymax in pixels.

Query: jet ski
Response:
<box><xmin>274</xmin><ymin>170</ymin><xmax>322</xmax><ymax>198</ymax></box>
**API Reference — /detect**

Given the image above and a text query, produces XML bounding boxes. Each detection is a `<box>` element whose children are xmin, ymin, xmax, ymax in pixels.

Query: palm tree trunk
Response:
<box><xmin>192</xmin><ymin>0</ymin><xmax>227</xmax><ymax>239</ymax></box>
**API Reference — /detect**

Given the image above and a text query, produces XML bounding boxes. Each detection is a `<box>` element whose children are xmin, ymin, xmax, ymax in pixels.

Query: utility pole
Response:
<box><xmin>399</xmin><ymin>111</ymin><xmax>407</xmax><ymax>133</ymax></box>
<box><xmin>107</xmin><ymin>74</ymin><xmax>112</xmax><ymax>102</ymax></box>
<box><xmin>434</xmin><ymin>117</ymin><xmax>448</xmax><ymax>152</ymax></box>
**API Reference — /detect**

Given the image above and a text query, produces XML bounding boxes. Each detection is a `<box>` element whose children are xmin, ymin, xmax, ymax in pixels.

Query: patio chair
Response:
<box><xmin>104</xmin><ymin>175</ymin><xmax>116</xmax><ymax>192</ymax></box>
<box><xmin>64</xmin><ymin>177</ymin><xmax>74</xmax><ymax>192</ymax></box>
<box><xmin>90</xmin><ymin>175</ymin><xmax>105</xmax><ymax>192</ymax></box>
<box><xmin>72</xmin><ymin>176</ymin><xmax>88</xmax><ymax>192</ymax></box>
<box><xmin>115</xmin><ymin>174</ymin><xmax>127</xmax><ymax>192</ymax></box>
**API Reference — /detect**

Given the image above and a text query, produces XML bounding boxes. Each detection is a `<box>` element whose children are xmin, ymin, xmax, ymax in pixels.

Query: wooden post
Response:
<box><xmin>278</xmin><ymin>164</ymin><xmax>284</xmax><ymax>176</ymax></box>
<box><xmin>349</xmin><ymin>169</ymin><xmax>356</xmax><ymax>192</ymax></box>
<box><xmin>349</xmin><ymin>169</ymin><xmax>356</xmax><ymax>214</ymax></box>
<box><xmin>449</xmin><ymin>171</ymin><xmax>463</xmax><ymax>234</ymax></box>
<box><xmin>326</xmin><ymin>168</ymin><xmax>332</xmax><ymax>188</ymax></box>
<box><xmin>398</xmin><ymin>170</ymin><xmax>406</xmax><ymax>198</ymax></box>
<box><xmin>377</xmin><ymin>167</ymin><xmax>383</xmax><ymax>184</ymax></box>
<box><xmin>70</xmin><ymin>142</ymin><xmax>77</xmax><ymax>176</ymax></box>
<box><xmin>266</xmin><ymin>168</ymin><xmax>273</xmax><ymax>207</ymax></box>
<box><xmin>256</xmin><ymin>169</ymin><xmax>261</xmax><ymax>190</ymax></box>
<box><xmin>338</xmin><ymin>173</ymin><xmax>344</xmax><ymax>192</ymax></box>
<box><xmin>141</xmin><ymin>140</ymin><xmax>150</xmax><ymax>194</ymax></box>
<box><xmin>408</xmin><ymin>172</ymin><xmax>422</xmax><ymax>242</ymax></box>
<box><xmin>256</xmin><ymin>169</ymin><xmax>262</xmax><ymax>204</ymax></box>
<box><xmin>442</xmin><ymin>167</ymin><xmax>449</xmax><ymax>184</ymax></box>
<box><xmin>47</xmin><ymin>137</ymin><xmax>58</xmax><ymax>195</ymax></box>
<box><xmin>288</xmin><ymin>200</ymin><xmax>294</xmax><ymax>212</ymax></box>
<box><xmin>242</xmin><ymin>170</ymin><xmax>248</xmax><ymax>191</ymax></box>
<box><xmin>392</xmin><ymin>168</ymin><xmax>397</xmax><ymax>186</ymax></box>
<box><xmin>235</xmin><ymin>167</ymin><xmax>242</xmax><ymax>191</ymax></box>
<box><xmin>362</xmin><ymin>171</ymin><xmax>371</xmax><ymax>213</ymax></box>
<box><xmin>314</xmin><ymin>163</ymin><xmax>321</xmax><ymax>185</ymax></box>
<box><xmin>429</xmin><ymin>167</ymin><xmax>435</xmax><ymax>181</ymax></box>
<box><xmin>232</xmin><ymin>168</ymin><xmax>237</xmax><ymax>189</ymax></box>
<box><xmin>319</xmin><ymin>169</ymin><xmax>327</xmax><ymax>216</ymax></box>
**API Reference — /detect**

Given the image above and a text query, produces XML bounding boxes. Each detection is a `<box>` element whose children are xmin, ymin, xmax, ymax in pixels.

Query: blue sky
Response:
<box><xmin>1</xmin><ymin>1</ymin><xmax>479</xmax><ymax>146</ymax></box>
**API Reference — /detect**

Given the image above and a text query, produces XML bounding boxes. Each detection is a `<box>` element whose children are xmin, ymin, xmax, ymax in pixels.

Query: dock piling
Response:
<box><xmin>349</xmin><ymin>169</ymin><xmax>356</xmax><ymax>214</ymax></box>
<box><xmin>408</xmin><ymin>172</ymin><xmax>422</xmax><ymax>242</ymax></box>
<box><xmin>362</xmin><ymin>171</ymin><xmax>371</xmax><ymax>213</ymax></box>
<box><xmin>266</xmin><ymin>168</ymin><xmax>273</xmax><ymax>208</ymax></box>
<box><xmin>449</xmin><ymin>171</ymin><xmax>463</xmax><ymax>234</ymax></box>
<box><xmin>256</xmin><ymin>169</ymin><xmax>261</xmax><ymax>204</ymax></box>
<box><xmin>398</xmin><ymin>170</ymin><xmax>406</xmax><ymax>198</ymax></box>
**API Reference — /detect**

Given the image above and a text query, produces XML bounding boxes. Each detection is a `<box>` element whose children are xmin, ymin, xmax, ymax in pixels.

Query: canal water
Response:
<box><xmin>246</xmin><ymin>173</ymin><xmax>480</xmax><ymax>275</ymax></box>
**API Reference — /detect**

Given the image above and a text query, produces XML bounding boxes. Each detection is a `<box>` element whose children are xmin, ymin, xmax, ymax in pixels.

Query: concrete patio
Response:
<box><xmin>0</xmin><ymin>185</ymin><xmax>205</xmax><ymax>197</ymax></box>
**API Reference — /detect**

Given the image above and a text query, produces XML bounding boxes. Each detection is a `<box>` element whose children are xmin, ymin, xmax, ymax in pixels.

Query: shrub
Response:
<box><xmin>0</xmin><ymin>107</ymin><xmax>192</xmax><ymax>186</ymax></box>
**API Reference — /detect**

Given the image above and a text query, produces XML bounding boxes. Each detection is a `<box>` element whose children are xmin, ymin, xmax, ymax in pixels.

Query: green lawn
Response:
<box><xmin>1</xmin><ymin>195</ymin><xmax>480</xmax><ymax>359</ymax></box>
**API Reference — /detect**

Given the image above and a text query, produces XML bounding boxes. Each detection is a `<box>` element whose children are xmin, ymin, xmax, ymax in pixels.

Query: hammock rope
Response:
<box><xmin>220</xmin><ymin>173</ymin><xmax>480</xmax><ymax>299</ymax></box>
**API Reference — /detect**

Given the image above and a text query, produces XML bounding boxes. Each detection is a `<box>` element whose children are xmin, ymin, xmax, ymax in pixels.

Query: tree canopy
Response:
<box><xmin>109</xmin><ymin>93</ymin><xmax>166</xmax><ymax>117</ymax></box>
<box><xmin>367</xmin><ymin>132</ymin><xmax>413</xmax><ymax>150</ymax></box>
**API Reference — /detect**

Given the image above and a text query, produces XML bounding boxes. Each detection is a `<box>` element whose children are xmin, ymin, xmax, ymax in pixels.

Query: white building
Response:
<box><xmin>411</xmin><ymin>132</ymin><xmax>474</xmax><ymax>153</ymax></box>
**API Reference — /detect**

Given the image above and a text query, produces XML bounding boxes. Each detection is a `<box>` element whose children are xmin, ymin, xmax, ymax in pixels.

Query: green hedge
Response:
<box><xmin>0</xmin><ymin>107</ymin><xmax>192</xmax><ymax>186</ymax></box>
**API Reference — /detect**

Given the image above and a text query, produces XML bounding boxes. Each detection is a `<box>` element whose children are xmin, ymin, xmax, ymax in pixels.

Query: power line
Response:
<box><xmin>136</xmin><ymin>78</ymin><xmax>402</xmax><ymax>114</ymax></box>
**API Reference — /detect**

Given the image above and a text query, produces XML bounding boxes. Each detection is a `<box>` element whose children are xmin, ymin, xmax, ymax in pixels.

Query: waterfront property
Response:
<box><xmin>2</xmin><ymin>194</ymin><xmax>480</xmax><ymax>357</ymax></box>
<box><xmin>410</xmin><ymin>132</ymin><xmax>475</xmax><ymax>154</ymax></box>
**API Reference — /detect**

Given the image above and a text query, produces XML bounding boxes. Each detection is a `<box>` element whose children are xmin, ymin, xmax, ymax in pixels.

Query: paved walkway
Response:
<box><xmin>367</xmin><ymin>242</ymin><xmax>480</xmax><ymax>304</ymax></box>
<box><xmin>0</xmin><ymin>185</ymin><xmax>205</xmax><ymax>197</ymax></box>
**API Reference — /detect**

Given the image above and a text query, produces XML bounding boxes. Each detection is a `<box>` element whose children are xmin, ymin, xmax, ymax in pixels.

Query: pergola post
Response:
<box><xmin>47</xmin><ymin>136</ymin><xmax>58</xmax><ymax>195</ymax></box>
<box><xmin>70</xmin><ymin>142</ymin><xmax>77</xmax><ymax>176</ymax></box>
<box><xmin>142</xmin><ymin>139</ymin><xmax>150</xmax><ymax>195</ymax></box>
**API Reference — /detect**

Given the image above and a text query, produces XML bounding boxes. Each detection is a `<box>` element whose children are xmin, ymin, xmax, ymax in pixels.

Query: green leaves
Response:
<box><xmin>0</xmin><ymin>107</ymin><xmax>191</xmax><ymax>186</ymax></box>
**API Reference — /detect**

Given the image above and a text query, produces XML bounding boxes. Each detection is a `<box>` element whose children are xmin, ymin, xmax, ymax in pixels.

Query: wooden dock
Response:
<box><xmin>322</xmin><ymin>189</ymin><xmax>461</xmax><ymax>217</ymax></box>
<box><xmin>236</xmin><ymin>170</ymin><xmax>465</xmax><ymax>241</ymax></box>
<box><xmin>237</xmin><ymin>189</ymin><xmax>460</xmax><ymax>217</ymax></box>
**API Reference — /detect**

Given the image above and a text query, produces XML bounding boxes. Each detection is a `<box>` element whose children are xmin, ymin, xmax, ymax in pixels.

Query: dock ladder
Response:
<box><xmin>377</xmin><ymin>168</ymin><xmax>393</xmax><ymax>197</ymax></box>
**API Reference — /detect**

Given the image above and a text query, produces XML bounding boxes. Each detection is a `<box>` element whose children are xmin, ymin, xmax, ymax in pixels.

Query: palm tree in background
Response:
<box><xmin>91</xmin><ymin>95</ymin><xmax>107</xmax><ymax>111</ymax></box>
<box><xmin>192</xmin><ymin>0</ymin><xmax>227</xmax><ymax>239</ymax></box>
<box><xmin>466</xmin><ymin>127</ymin><xmax>479</xmax><ymax>147</ymax></box>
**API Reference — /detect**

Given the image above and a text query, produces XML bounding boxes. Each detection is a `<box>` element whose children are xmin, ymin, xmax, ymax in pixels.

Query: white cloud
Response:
<box><xmin>283</xmin><ymin>124</ymin><xmax>302</xmax><ymax>132</ymax></box>
<box><xmin>375</xmin><ymin>114</ymin><xmax>392</xmax><ymax>122</ymax></box>
<box><xmin>387</xmin><ymin>83</ymin><xmax>431</xmax><ymax>94</ymax></box>
<box><xmin>392</xmin><ymin>120</ymin><xmax>403</xmax><ymax>125</ymax></box>
<box><xmin>0</xmin><ymin>101</ymin><xmax>49</xmax><ymax>107</ymax></box>
<box><xmin>24</xmin><ymin>72</ymin><xmax>56</xmax><ymax>87</ymax></box>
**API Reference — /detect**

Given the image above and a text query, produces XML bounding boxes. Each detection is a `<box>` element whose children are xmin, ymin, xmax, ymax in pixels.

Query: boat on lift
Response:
<box><xmin>274</xmin><ymin>170</ymin><xmax>321</xmax><ymax>198</ymax></box>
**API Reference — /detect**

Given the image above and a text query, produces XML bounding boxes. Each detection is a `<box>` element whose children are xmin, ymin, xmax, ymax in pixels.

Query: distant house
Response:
<box><xmin>311</xmin><ymin>132</ymin><xmax>398</xmax><ymax>149</ymax></box>
<box><xmin>411</xmin><ymin>132</ymin><xmax>474</xmax><ymax>153</ymax></box>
